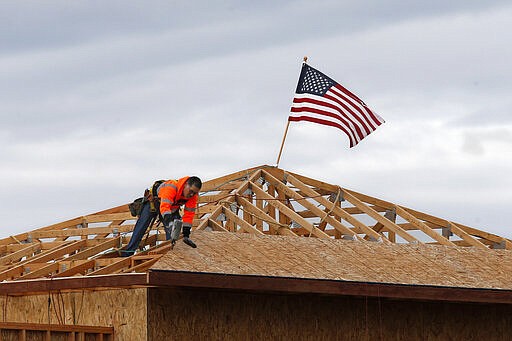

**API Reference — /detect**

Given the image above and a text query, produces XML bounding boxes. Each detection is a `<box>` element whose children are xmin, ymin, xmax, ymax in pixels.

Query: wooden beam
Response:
<box><xmin>342</xmin><ymin>191</ymin><xmax>418</xmax><ymax>243</ymax></box>
<box><xmin>0</xmin><ymin>273</ymin><xmax>147</xmax><ymax>295</ymax></box>
<box><xmin>196</xmin><ymin>205</ymin><xmax>218</xmax><ymax>215</ymax></box>
<box><xmin>448</xmin><ymin>222</ymin><xmax>489</xmax><ymax>250</ymax></box>
<box><xmin>198</xmin><ymin>192</ymin><xmax>232</xmax><ymax>204</ymax></box>
<box><xmin>88</xmin><ymin>258</ymin><xmax>131</xmax><ymax>275</ymax></box>
<box><xmin>200</xmin><ymin>165</ymin><xmax>267</xmax><ymax>192</ymax></box>
<box><xmin>255</xmin><ymin>192</ymin><xmax>264</xmax><ymax>231</ymax></box>
<box><xmin>267</xmin><ymin>184</ymin><xmax>276</xmax><ymax>220</ymax></box>
<box><xmin>211</xmin><ymin>181</ymin><xmax>245</xmax><ymax>191</ymax></box>
<box><xmin>451</xmin><ymin>222</ymin><xmax>511</xmax><ymax>248</ymax></box>
<box><xmin>195</xmin><ymin>204</ymin><xmax>226</xmax><ymax>231</ymax></box>
<box><xmin>221</xmin><ymin>206</ymin><xmax>264</xmax><ymax>235</ymax></box>
<box><xmin>26</xmin><ymin>240</ymin><xmax>87</xmax><ymax>264</ymax></box>
<box><xmin>147</xmin><ymin>241</ymin><xmax>173</xmax><ymax>255</ymax></box>
<box><xmin>345</xmin><ymin>188</ymin><xmax>506</xmax><ymax>248</ymax></box>
<box><xmin>0</xmin><ymin>243</ymin><xmax>38</xmax><ymax>253</ymax></box>
<box><xmin>0</xmin><ymin>243</ymin><xmax>41</xmax><ymax>266</ymax></box>
<box><xmin>124</xmin><ymin>255</ymin><xmax>163</xmax><ymax>273</ymax></box>
<box><xmin>149</xmin><ymin>270</ymin><xmax>512</xmax><ymax>304</ymax></box>
<box><xmin>207</xmin><ymin>219</ymin><xmax>228</xmax><ymax>232</ymax></box>
<box><xmin>14</xmin><ymin>238</ymin><xmax>112</xmax><ymax>279</ymax></box>
<box><xmin>243</xmin><ymin>194</ymin><xmax>254</xmax><ymax>226</ymax></box>
<box><xmin>391</xmin><ymin>205</ymin><xmax>498</xmax><ymax>250</ymax></box>
<box><xmin>66</xmin><ymin>237</ymin><xmax>121</xmax><ymax>261</ymax></box>
<box><xmin>0</xmin><ymin>204</ymin><xmax>131</xmax><ymax>246</ymax></box>
<box><xmin>29</xmin><ymin>225</ymin><xmax>133</xmax><ymax>239</ymax></box>
<box><xmin>0</xmin><ymin>241</ymin><xmax>87</xmax><ymax>281</ymax></box>
<box><xmin>342</xmin><ymin>188</ymin><xmax>394</xmax><ymax>211</ymax></box>
<box><xmin>194</xmin><ymin>216</ymin><xmax>210</xmax><ymax>230</ymax></box>
<box><xmin>265</xmin><ymin>168</ymin><xmax>339</xmax><ymax>193</ymax></box>
<box><xmin>84</xmin><ymin>212</ymin><xmax>135</xmax><ymax>223</ymax></box>
<box><xmin>284</xmin><ymin>173</ymin><xmax>386</xmax><ymax>242</ymax></box>
<box><xmin>341</xmin><ymin>206</ymin><xmax>388</xmax><ymax>215</ymax></box>
<box><xmin>276</xmin><ymin>187</ymin><xmax>290</xmax><ymax>226</ymax></box>
<box><xmin>197</xmin><ymin>170</ymin><xmax>263</xmax><ymax>232</ymax></box>
<box><xmin>261</xmin><ymin>170</ymin><xmax>360</xmax><ymax>240</ymax></box>
<box><xmin>18</xmin><ymin>262</ymin><xmax>59</xmax><ymax>280</ymax></box>
<box><xmin>249</xmin><ymin>181</ymin><xmax>330</xmax><ymax>239</ymax></box>
<box><xmin>53</xmin><ymin>259</ymin><xmax>96</xmax><ymax>278</ymax></box>
<box><xmin>395</xmin><ymin>205</ymin><xmax>456</xmax><ymax>246</ymax></box>
<box><xmin>236</xmin><ymin>196</ymin><xmax>297</xmax><ymax>237</ymax></box>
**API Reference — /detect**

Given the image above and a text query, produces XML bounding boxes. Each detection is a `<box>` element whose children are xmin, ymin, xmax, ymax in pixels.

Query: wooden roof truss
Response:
<box><xmin>195</xmin><ymin>166</ymin><xmax>511</xmax><ymax>250</ymax></box>
<box><xmin>0</xmin><ymin>165</ymin><xmax>509</xmax><ymax>282</ymax></box>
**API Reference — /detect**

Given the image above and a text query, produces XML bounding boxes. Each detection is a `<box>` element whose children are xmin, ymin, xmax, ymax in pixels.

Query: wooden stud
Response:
<box><xmin>342</xmin><ymin>191</ymin><xmax>418</xmax><ymax>243</ymax></box>
<box><xmin>448</xmin><ymin>222</ymin><xmax>489</xmax><ymax>250</ymax></box>
<box><xmin>29</xmin><ymin>226</ymin><xmax>133</xmax><ymax>239</ymax></box>
<box><xmin>262</xmin><ymin>170</ymin><xmax>360</xmax><ymax>240</ymax></box>
<box><xmin>124</xmin><ymin>255</ymin><xmax>162</xmax><ymax>273</ymax></box>
<box><xmin>18</xmin><ymin>262</ymin><xmax>59</xmax><ymax>280</ymax></box>
<box><xmin>236</xmin><ymin>196</ymin><xmax>296</xmax><ymax>237</ymax></box>
<box><xmin>87</xmin><ymin>258</ymin><xmax>131</xmax><ymax>276</ymax></box>
<box><xmin>394</xmin><ymin>205</ymin><xmax>456</xmax><ymax>247</ymax></box>
<box><xmin>54</xmin><ymin>259</ymin><xmax>96</xmax><ymax>278</ymax></box>
<box><xmin>207</xmin><ymin>219</ymin><xmax>228</xmax><ymax>232</ymax></box>
<box><xmin>0</xmin><ymin>243</ymin><xmax>41</xmax><ymax>266</ymax></box>
<box><xmin>284</xmin><ymin>173</ymin><xmax>387</xmax><ymax>242</ymax></box>
<box><xmin>221</xmin><ymin>207</ymin><xmax>264</xmax><ymax>235</ymax></box>
<box><xmin>249</xmin><ymin>182</ymin><xmax>330</xmax><ymax>239</ymax></box>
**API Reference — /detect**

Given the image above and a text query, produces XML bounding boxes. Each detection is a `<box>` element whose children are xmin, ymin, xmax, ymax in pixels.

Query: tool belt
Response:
<box><xmin>128</xmin><ymin>197</ymin><xmax>144</xmax><ymax>217</ymax></box>
<box><xmin>144</xmin><ymin>188</ymin><xmax>159</xmax><ymax>213</ymax></box>
<box><xmin>146</xmin><ymin>179</ymin><xmax>165</xmax><ymax>213</ymax></box>
<box><xmin>128</xmin><ymin>179</ymin><xmax>166</xmax><ymax>217</ymax></box>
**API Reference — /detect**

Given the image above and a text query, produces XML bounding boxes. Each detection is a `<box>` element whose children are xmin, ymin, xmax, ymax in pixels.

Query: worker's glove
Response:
<box><xmin>163</xmin><ymin>214</ymin><xmax>173</xmax><ymax>228</ymax></box>
<box><xmin>162</xmin><ymin>215</ymin><xmax>172</xmax><ymax>240</ymax></box>
<box><xmin>182</xmin><ymin>226</ymin><xmax>196</xmax><ymax>248</ymax></box>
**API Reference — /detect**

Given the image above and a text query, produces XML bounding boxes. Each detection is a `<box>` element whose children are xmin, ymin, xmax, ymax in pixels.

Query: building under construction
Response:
<box><xmin>0</xmin><ymin>165</ymin><xmax>510</xmax><ymax>340</ymax></box>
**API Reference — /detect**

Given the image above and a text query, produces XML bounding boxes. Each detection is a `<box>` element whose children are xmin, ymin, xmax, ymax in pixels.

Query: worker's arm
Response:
<box><xmin>182</xmin><ymin>194</ymin><xmax>198</xmax><ymax>228</ymax></box>
<box><xmin>158</xmin><ymin>182</ymin><xmax>178</xmax><ymax>226</ymax></box>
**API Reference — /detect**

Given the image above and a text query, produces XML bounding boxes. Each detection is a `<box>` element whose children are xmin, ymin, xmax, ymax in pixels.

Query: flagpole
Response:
<box><xmin>275</xmin><ymin>120</ymin><xmax>290</xmax><ymax>167</ymax></box>
<box><xmin>275</xmin><ymin>56</ymin><xmax>308</xmax><ymax>168</ymax></box>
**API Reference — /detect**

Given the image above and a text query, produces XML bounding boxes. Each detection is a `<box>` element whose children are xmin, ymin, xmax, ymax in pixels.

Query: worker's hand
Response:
<box><xmin>163</xmin><ymin>215</ymin><xmax>173</xmax><ymax>228</ymax></box>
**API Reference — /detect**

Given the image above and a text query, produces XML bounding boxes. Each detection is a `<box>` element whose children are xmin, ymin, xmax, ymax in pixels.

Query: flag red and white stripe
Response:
<box><xmin>289</xmin><ymin>63</ymin><xmax>384</xmax><ymax>147</ymax></box>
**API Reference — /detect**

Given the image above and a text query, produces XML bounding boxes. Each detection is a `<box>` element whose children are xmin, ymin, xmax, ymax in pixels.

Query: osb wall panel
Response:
<box><xmin>148</xmin><ymin>287</ymin><xmax>512</xmax><ymax>341</ymax></box>
<box><xmin>152</xmin><ymin>231</ymin><xmax>512</xmax><ymax>289</ymax></box>
<box><xmin>0</xmin><ymin>288</ymin><xmax>147</xmax><ymax>341</ymax></box>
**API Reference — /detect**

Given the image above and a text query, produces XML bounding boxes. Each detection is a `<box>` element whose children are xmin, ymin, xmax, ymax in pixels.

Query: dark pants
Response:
<box><xmin>122</xmin><ymin>202</ymin><xmax>156</xmax><ymax>256</ymax></box>
<box><xmin>122</xmin><ymin>202</ymin><xmax>188</xmax><ymax>256</ymax></box>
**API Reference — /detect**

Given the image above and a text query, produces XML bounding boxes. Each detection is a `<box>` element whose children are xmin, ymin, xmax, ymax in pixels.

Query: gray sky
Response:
<box><xmin>1</xmin><ymin>1</ymin><xmax>511</xmax><ymax>240</ymax></box>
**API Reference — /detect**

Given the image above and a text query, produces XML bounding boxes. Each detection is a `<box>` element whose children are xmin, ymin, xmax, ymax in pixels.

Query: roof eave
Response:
<box><xmin>148</xmin><ymin>270</ymin><xmax>512</xmax><ymax>305</ymax></box>
<box><xmin>1</xmin><ymin>270</ymin><xmax>511</xmax><ymax>305</ymax></box>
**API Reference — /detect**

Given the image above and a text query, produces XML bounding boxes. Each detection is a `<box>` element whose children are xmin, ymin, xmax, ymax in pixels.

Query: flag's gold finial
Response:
<box><xmin>303</xmin><ymin>56</ymin><xmax>308</xmax><ymax>63</ymax></box>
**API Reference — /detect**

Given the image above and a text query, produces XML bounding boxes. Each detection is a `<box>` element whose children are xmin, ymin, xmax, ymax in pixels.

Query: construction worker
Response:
<box><xmin>121</xmin><ymin>176</ymin><xmax>202</xmax><ymax>256</ymax></box>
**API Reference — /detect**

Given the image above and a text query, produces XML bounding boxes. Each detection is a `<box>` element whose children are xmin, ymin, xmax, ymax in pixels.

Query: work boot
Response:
<box><xmin>183</xmin><ymin>237</ymin><xmax>197</xmax><ymax>248</ymax></box>
<box><xmin>120</xmin><ymin>250</ymin><xmax>133</xmax><ymax>257</ymax></box>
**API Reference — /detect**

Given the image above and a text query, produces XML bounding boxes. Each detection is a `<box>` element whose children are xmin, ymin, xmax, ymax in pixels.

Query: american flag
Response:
<box><xmin>289</xmin><ymin>63</ymin><xmax>385</xmax><ymax>147</ymax></box>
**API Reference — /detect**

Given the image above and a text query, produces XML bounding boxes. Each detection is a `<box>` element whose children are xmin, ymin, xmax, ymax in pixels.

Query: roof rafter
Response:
<box><xmin>0</xmin><ymin>165</ymin><xmax>508</xmax><ymax>284</ymax></box>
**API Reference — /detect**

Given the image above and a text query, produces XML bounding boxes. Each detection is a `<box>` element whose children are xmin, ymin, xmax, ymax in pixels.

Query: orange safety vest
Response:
<box><xmin>157</xmin><ymin>176</ymin><xmax>198</xmax><ymax>228</ymax></box>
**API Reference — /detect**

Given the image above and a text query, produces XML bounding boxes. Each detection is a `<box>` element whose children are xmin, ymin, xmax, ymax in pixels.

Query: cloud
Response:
<box><xmin>461</xmin><ymin>127</ymin><xmax>512</xmax><ymax>155</ymax></box>
<box><xmin>0</xmin><ymin>1</ymin><xmax>511</xmax><ymax>240</ymax></box>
